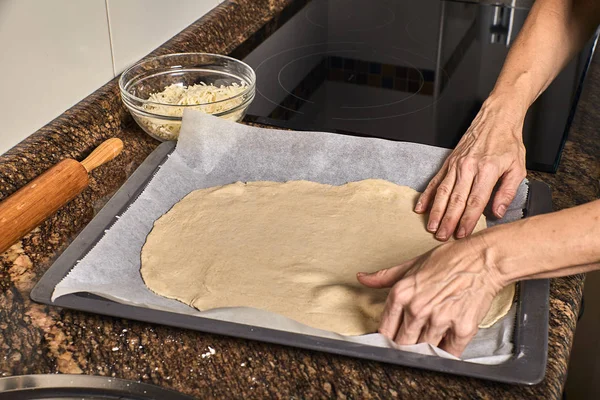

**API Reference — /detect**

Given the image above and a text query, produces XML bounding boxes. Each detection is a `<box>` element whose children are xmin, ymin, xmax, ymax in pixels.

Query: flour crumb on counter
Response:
<box><xmin>201</xmin><ymin>346</ymin><xmax>217</xmax><ymax>359</ymax></box>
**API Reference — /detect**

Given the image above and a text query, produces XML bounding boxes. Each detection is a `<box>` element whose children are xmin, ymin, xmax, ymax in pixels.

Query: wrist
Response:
<box><xmin>490</xmin><ymin>70</ymin><xmax>538</xmax><ymax>115</ymax></box>
<box><xmin>481</xmin><ymin>92</ymin><xmax>528</xmax><ymax>138</ymax></box>
<box><xmin>468</xmin><ymin>227</ymin><xmax>512</xmax><ymax>290</ymax></box>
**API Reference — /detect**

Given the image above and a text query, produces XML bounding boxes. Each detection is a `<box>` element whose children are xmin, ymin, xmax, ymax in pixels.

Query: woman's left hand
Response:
<box><xmin>357</xmin><ymin>235</ymin><xmax>505</xmax><ymax>357</ymax></box>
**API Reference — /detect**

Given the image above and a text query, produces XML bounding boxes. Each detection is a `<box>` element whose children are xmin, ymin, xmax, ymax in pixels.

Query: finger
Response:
<box><xmin>378</xmin><ymin>299</ymin><xmax>403</xmax><ymax>340</ymax></box>
<box><xmin>439</xmin><ymin>325</ymin><xmax>478</xmax><ymax>358</ymax></box>
<box><xmin>357</xmin><ymin>259</ymin><xmax>416</xmax><ymax>288</ymax></box>
<box><xmin>418</xmin><ymin>322</ymin><xmax>448</xmax><ymax>348</ymax></box>
<box><xmin>418</xmin><ymin>303</ymin><xmax>452</xmax><ymax>347</ymax></box>
<box><xmin>415</xmin><ymin>161</ymin><xmax>449</xmax><ymax>214</ymax></box>
<box><xmin>491</xmin><ymin>168</ymin><xmax>526</xmax><ymax>218</ymax></box>
<box><xmin>456</xmin><ymin>166</ymin><xmax>500</xmax><ymax>238</ymax></box>
<box><xmin>379</xmin><ymin>280</ymin><xmax>414</xmax><ymax>339</ymax></box>
<box><xmin>434</xmin><ymin>164</ymin><xmax>476</xmax><ymax>241</ymax></box>
<box><xmin>426</xmin><ymin>169</ymin><xmax>457</xmax><ymax>233</ymax></box>
<box><xmin>394</xmin><ymin>309</ymin><xmax>427</xmax><ymax>346</ymax></box>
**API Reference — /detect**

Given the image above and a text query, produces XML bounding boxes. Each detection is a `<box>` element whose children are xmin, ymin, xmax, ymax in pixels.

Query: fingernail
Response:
<box><xmin>428</xmin><ymin>221</ymin><xmax>439</xmax><ymax>232</ymax></box>
<box><xmin>357</xmin><ymin>272</ymin><xmax>366</xmax><ymax>277</ymax></box>
<box><xmin>436</xmin><ymin>230</ymin><xmax>447</xmax><ymax>240</ymax></box>
<box><xmin>497</xmin><ymin>204</ymin><xmax>507</xmax><ymax>217</ymax></box>
<box><xmin>456</xmin><ymin>227</ymin><xmax>466</xmax><ymax>238</ymax></box>
<box><xmin>415</xmin><ymin>201</ymin><xmax>423</xmax><ymax>212</ymax></box>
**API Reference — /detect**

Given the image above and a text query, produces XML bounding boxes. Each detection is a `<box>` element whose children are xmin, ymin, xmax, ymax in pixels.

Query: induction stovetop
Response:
<box><xmin>238</xmin><ymin>0</ymin><xmax>598</xmax><ymax>172</ymax></box>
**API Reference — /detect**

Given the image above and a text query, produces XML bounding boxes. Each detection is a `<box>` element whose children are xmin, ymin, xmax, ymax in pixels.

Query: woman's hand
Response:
<box><xmin>357</xmin><ymin>235</ymin><xmax>505</xmax><ymax>357</ymax></box>
<box><xmin>415</xmin><ymin>95</ymin><xmax>527</xmax><ymax>241</ymax></box>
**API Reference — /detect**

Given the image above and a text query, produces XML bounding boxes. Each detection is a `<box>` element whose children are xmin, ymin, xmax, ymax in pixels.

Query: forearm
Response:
<box><xmin>478</xmin><ymin>199</ymin><xmax>600</xmax><ymax>285</ymax></box>
<box><xmin>487</xmin><ymin>0</ymin><xmax>600</xmax><ymax>116</ymax></box>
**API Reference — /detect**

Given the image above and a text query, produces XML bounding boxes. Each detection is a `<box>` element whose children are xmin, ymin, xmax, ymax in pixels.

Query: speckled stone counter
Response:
<box><xmin>0</xmin><ymin>0</ymin><xmax>598</xmax><ymax>398</ymax></box>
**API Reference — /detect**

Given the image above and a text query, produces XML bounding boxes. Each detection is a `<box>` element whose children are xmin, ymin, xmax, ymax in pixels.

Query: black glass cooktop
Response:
<box><xmin>238</xmin><ymin>0</ymin><xmax>598</xmax><ymax>172</ymax></box>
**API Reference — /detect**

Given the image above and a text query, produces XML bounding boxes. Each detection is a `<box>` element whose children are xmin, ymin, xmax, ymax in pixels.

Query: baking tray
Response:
<box><xmin>0</xmin><ymin>375</ymin><xmax>194</xmax><ymax>400</ymax></box>
<box><xmin>31</xmin><ymin>141</ymin><xmax>550</xmax><ymax>385</ymax></box>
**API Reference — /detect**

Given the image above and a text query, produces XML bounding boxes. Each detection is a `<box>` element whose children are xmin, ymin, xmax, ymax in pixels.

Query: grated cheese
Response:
<box><xmin>137</xmin><ymin>82</ymin><xmax>248</xmax><ymax>140</ymax></box>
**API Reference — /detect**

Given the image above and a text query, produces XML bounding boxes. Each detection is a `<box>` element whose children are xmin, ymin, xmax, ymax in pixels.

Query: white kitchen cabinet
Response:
<box><xmin>0</xmin><ymin>0</ymin><xmax>219</xmax><ymax>155</ymax></box>
<box><xmin>106</xmin><ymin>0</ymin><xmax>221</xmax><ymax>73</ymax></box>
<box><xmin>0</xmin><ymin>0</ymin><xmax>113</xmax><ymax>155</ymax></box>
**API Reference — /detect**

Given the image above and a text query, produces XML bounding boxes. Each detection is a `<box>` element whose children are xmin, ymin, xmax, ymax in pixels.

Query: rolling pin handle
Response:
<box><xmin>0</xmin><ymin>138</ymin><xmax>124</xmax><ymax>255</ymax></box>
<box><xmin>80</xmin><ymin>138</ymin><xmax>124</xmax><ymax>173</ymax></box>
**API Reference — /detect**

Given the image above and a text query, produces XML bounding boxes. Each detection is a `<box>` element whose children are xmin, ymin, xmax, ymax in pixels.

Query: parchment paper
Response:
<box><xmin>53</xmin><ymin>110</ymin><xmax>528</xmax><ymax>364</ymax></box>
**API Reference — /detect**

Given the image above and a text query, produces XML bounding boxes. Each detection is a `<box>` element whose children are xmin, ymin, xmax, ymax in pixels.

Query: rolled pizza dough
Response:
<box><xmin>141</xmin><ymin>179</ymin><xmax>515</xmax><ymax>335</ymax></box>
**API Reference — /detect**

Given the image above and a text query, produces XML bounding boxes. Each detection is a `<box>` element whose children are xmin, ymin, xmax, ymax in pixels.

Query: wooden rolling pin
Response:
<box><xmin>0</xmin><ymin>138</ymin><xmax>124</xmax><ymax>254</ymax></box>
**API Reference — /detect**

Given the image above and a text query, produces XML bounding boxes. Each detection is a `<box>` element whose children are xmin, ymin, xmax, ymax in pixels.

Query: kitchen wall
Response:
<box><xmin>0</xmin><ymin>0</ymin><xmax>222</xmax><ymax>155</ymax></box>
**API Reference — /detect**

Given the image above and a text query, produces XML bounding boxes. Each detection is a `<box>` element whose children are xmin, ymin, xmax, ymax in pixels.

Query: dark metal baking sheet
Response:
<box><xmin>0</xmin><ymin>374</ymin><xmax>194</xmax><ymax>400</ymax></box>
<box><xmin>31</xmin><ymin>141</ymin><xmax>550</xmax><ymax>385</ymax></box>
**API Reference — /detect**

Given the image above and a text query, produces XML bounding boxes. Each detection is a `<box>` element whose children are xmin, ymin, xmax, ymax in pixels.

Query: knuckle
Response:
<box><xmin>406</xmin><ymin>303</ymin><xmax>420</xmax><ymax>318</ymax></box>
<box><xmin>387</xmin><ymin>288</ymin><xmax>399</xmax><ymax>303</ymax></box>
<box><xmin>430</xmin><ymin>315</ymin><xmax>450</xmax><ymax>330</ymax></box>
<box><xmin>455</xmin><ymin>324</ymin><xmax>478</xmax><ymax>339</ymax></box>
<box><xmin>424</xmin><ymin>183</ymin><xmax>436</xmax><ymax>195</ymax></box>
<box><xmin>436</xmin><ymin>184</ymin><xmax>452</xmax><ymax>197</ymax></box>
<box><xmin>477</xmin><ymin>155</ymin><xmax>493</xmax><ymax>165</ymax></box>
<box><xmin>478</xmin><ymin>162</ymin><xmax>498</xmax><ymax>175</ymax></box>
<box><xmin>449</xmin><ymin>192</ymin><xmax>466</xmax><ymax>207</ymax></box>
<box><xmin>466</xmin><ymin>194</ymin><xmax>485</xmax><ymax>208</ymax></box>
<box><xmin>374</xmin><ymin>268</ymin><xmax>390</xmax><ymax>279</ymax></box>
<box><xmin>390</xmin><ymin>285</ymin><xmax>407</xmax><ymax>303</ymax></box>
<box><xmin>458</xmin><ymin>157</ymin><xmax>476</xmax><ymax>172</ymax></box>
<box><xmin>407</xmin><ymin>303</ymin><xmax>429</xmax><ymax>321</ymax></box>
<box><xmin>425</xmin><ymin>176</ymin><xmax>441</xmax><ymax>191</ymax></box>
<box><xmin>499</xmin><ymin>185</ymin><xmax>518</xmax><ymax>199</ymax></box>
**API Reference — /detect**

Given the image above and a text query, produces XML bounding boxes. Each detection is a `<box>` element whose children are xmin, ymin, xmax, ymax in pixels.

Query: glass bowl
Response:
<box><xmin>119</xmin><ymin>53</ymin><xmax>256</xmax><ymax>141</ymax></box>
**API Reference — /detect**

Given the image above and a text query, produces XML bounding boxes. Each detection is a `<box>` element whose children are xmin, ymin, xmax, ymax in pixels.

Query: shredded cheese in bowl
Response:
<box><xmin>120</xmin><ymin>53</ymin><xmax>256</xmax><ymax>142</ymax></box>
<box><xmin>136</xmin><ymin>81</ymin><xmax>248</xmax><ymax>140</ymax></box>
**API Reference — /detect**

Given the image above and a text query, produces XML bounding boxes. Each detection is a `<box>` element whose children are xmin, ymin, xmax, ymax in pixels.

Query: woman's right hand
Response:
<box><xmin>414</xmin><ymin>94</ymin><xmax>527</xmax><ymax>241</ymax></box>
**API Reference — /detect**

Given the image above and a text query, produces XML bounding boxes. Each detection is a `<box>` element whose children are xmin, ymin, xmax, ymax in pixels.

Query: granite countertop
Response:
<box><xmin>0</xmin><ymin>0</ymin><xmax>598</xmax><ymax>398</ymax></box>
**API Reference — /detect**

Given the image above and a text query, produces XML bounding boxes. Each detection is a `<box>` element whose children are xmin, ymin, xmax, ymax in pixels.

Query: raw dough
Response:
<box><xmin>141</xmin><ymin>179</ymin><xmax>515</xmax><ymax>335</ymax></box>
<box><xmin>480</xmin><ymin>283</ymin><xmax>516</xmax><ymax>328</ymax></box>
